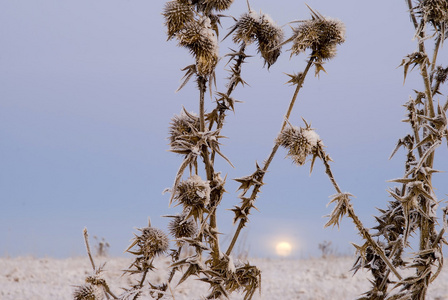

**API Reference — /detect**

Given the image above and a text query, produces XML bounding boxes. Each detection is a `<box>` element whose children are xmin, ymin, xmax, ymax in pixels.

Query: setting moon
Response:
<box><xmin>276</xmin><ymin>242</ymin><xmax>292</xmax><ymax>257</ymax></box>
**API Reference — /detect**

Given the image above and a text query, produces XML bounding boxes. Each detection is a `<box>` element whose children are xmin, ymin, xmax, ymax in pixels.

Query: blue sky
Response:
<box><xmin>1</xmin><ymin>0</ymin><xmax>447</xmax><ymax>258</ymax></box>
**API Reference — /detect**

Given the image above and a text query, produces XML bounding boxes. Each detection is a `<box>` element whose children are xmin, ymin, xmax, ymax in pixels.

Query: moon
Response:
<box><xmin>276</xmin><ymin>242</ymin><xmax>292</xmax><ymax>257</ymax></box>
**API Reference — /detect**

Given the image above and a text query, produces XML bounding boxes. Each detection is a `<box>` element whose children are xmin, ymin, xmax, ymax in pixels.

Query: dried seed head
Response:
<box><xmin>178</xmin><ymin>18</ymin><xmax>219</xmax><ymax>75</ymax></box>
<box><xmin>435</xmin><ymin>66</ymin><xmax>448</xmax><ymax>84</ymax></box>
<box><xmin>168</xmin><ymin>214</ymin><xmax>198</xmax><ymax>240</ymax></box>
<box><xmin>416</xmin><ymin>0</ymin><xmax>448</xmax><ymax>25</ymax></box>
<box><xmin>231</xmin><ymin>11</ymin><xmax>283</xmax><ymax>67</ymax></box>
<box><xmin>163</xmin><ymin>1</ymin><xmax>195</xmax><ymax>40</ymax></box>
<box><xmin>277</xmin><ymin>125</ymin><xmax>320</xmax><ymax>165</ymax></box>
<box><xmin>175</xmin><ymin>175</ymin><xmax>211</xmax><ymax>208</ymax></box>
<box><xmin>169</xmin><ymin>111</ymin><xmax>200</xmax><ymax>149</ymax></box>
<box><xmin>130</xmin><ymin>227</ymin><xmax>170</xmax><ymax>258</ymax></box>
<box><xmin>73</xmin><ymin>284</ymin><xmax>103</xmax><ymax>300</ymax></box>
<box><xmin>202</xmin><ymin>0</ymin><xmax>234</xmax><ymax>12</ymax></box>
<box><xmin>174</xmin><ymin>175</ymin><xmax>211</xmax><ymax>221</ymax></box>
<box><xmin>257</xmin><ymin>13</ymin><xmax>284</xmax><ymax>68</ymax></box>
<box><xmin>232</xmin><ymin>11</ymin><xmax>260</xmax><ymax>45</ymax></box>
<box><xmin>169</xmin><ymin>111</ymin><xmax>200</xmax><ymax>141</ymax></box>
<box><xmin>289</xmin><ymin>17</ymin><xmax>345</xmax><ymax>60</ymax></box>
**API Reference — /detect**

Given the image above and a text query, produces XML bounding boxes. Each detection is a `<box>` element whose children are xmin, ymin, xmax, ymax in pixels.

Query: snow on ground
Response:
<box><xmin>1</xmin><ymin>255</ymin><xmax>448</xmax><ymax>299</ymax></box>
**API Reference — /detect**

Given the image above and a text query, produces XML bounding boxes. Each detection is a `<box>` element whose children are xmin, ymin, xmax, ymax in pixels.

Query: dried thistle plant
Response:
<box><xmin>321</xmin><ymin>1</ymin><xmax>448</xmax><ymax>299</ymax></box>
<box><xmin>73</xmin><ymin>2</ymin><xmax>351</xmax><ymax>300</ymax></box>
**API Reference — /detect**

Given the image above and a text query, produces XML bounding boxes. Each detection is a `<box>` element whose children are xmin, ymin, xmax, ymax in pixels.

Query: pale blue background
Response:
<box><xmin>1</xmin><ymin>0</ymin><xmax>447</xmax><ymax>258</ymax></box>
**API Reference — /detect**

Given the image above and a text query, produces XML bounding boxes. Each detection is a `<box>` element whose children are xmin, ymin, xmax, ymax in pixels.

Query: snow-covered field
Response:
<box><xmin>2</xmin><ymin>255</ymin><xmax>448</xmax><ymax>299</ymax></box>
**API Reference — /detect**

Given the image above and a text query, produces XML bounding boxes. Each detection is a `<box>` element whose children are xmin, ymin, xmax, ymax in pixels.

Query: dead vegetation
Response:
<box><xmin>73</xmin><ymin>0</ymin><xmax>447</xmax><ymax>299</ymax></box>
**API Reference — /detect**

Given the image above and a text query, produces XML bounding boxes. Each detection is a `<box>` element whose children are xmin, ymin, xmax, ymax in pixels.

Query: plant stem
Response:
<box><xmin>197</xmin><ymin>75</ymin><xmax>221</xmax><ymax>260</ymax></box>
<box><xmin>431</xmin><ymin>35</ymin><xmax>441</xmax><ymax>72</ymax></box>
<box><xmin>226</xmin><ymin>57</ymin><xmax>315</xmax><ymax>256</ymax></box>
<box><xmin>83</xmin><ymin>228</ymin><xmax>96</xmax><ymax>271</ymax></box>
<box><xmin>210</xmin><ymin>43</ymin><xmax>247</xmax><ymax>164</ymax></box>
<box><xmin>406</xmin><ymin>0</ymin><xmax>419</xmax><ymax>29</ymax></box>
<box><xmin>319</xmin><ymin>147</ymin><xmax>403</xmax><ymax>280</ymax></box>
<box><xmin>199</xmin><ymin>76</ymin><xmax>207</xmax><ymax>133</ymax></box>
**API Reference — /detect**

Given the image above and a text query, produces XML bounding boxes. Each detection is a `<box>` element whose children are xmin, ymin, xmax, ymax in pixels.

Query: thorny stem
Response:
<box><xmin>225</xmin><ymin>44</ymin><xmax>247</xmax><ymax>100</ymax></box>
<box><xmin>210</xmin><ymin>43</ymin><xmax>247</xmax><ymax>164</ymax></box>
<box><xmin>319</xmin><ymin>148</ymin><xmax>403</xmax><ymax>281</ymax></box>
<box><xmin>431</xmin><ymin>35</ymin><xmax>441</xmax><ymax>72</ymax></box>
<box><xmin>199</xmin><ymin>76</ymin><xmax>207</xmax><ymax>133</ymax></box>
<box><xmin>226</xmin><ymin>57</ymin><xmax>315</xmax><ymax>256</ymax></box>
<box><xmin>198</xmin><ymin>76</ymin><xmax>214</xmax><ymax>180</ymax></box>
<box><xmin>197</xmin><ymin>75</ymin><xmax>221</xmax><ymax>261</ymax></box>
<box><xmin>263</xmin><ymin>57</ymin><xmax>315</xmax><ymax>172</ymax></box>
<box><xmin>406</xmin><ymin>2</ymin><xmax>438</xmax><ymax>263</ymax></box>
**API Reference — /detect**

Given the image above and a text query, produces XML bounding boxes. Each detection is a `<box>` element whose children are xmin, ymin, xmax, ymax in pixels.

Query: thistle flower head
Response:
<box><xmin>201</xmin><ymin>0</ymin><xmax>234</xmax><ymax>12</ymax></box>
<box><xmin>230</xmin><ymin>10</ymin><xmax>283</xmax><ymax>67</ymax></box>
<box><xmin>232</xmin><ymin>11</ymin><xmax>260</xmax><ymax>45</ymax></box>
<box><xmin>174</xmin><ymin>175</ymin><xmax>211</xmax><ymax>220</ymax></box>
<box><xmin>168</xmin><ymin>213</ymin><xmax>198</xmax><ymax>240</ymax></box>
<box><xmin>126</xmin><ymin>226</ymin><xmax>170</xmax><ymax>259</ymax></box>
<box><xmin>169</xmin><ymin>110</ymin><xmax>200</xmax><ymax>143</ymax></box>
<box><xmin>163</xmin><ymin>1</ymin><xmax>195</xmax><ymax>40</ymax></box>
<box><xmin>177</xmin><ymin>17</ymin><xmax>219</xmax><ymax>76</ymax></box>
<box><xmin>289</xmin><ymin>16</ymin><xmax>345</xmax><ymax>60</ymax></box>
<box><xmin>257</xmin><ymin>13</ymin><xmax>284</xmax><ymax>68</ymax></box>
<box><xmin>277</xmin><ymin>124</ymin><xmax>320</xmax><ymax>165</ymax></box>
<box><xmin>416</xmin><ymin>0</ymin><xmax>448</xmax><ymax>25</ymax></box>
<box><xmin>73</xmin><ymin>284</ymin><xmax>103</xmax><ymax>300</ymax></box>
<box><xmin>434</xmin><ymin>65</ymin><xmax>448</xmax><ymax>84</ymax></box>
<box><xmin>169</xmin><ymin>110</ymin><xmax>201</xmax><ymax>154</ymax></box>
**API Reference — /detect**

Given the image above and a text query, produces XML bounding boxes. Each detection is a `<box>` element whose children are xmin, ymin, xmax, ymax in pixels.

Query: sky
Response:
<box><xmin>1</xmin><ymin>0</ymin><xmax>447</xmax><ymax>259</ymax></box>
